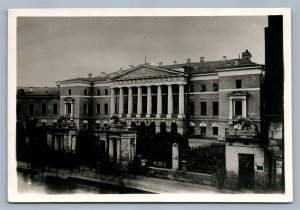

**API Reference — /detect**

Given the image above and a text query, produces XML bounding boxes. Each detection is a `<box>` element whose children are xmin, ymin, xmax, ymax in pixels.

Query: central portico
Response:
<box><xmin>109</xmin><ymin>64</ymin><xmax>188</xmax><ymax>119</ymax></box>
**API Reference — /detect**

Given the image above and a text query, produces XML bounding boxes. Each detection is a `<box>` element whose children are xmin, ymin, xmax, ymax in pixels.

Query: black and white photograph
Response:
<box><xmin>8</xmin><ymin>9</ymin><xmax>292</xmax><ymax>202</ymax></box>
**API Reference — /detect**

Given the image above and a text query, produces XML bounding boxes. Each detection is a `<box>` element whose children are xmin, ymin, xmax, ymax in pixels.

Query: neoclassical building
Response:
<box><xmin>26</xmin><ymin>49</ymin><xmax>263</xmax><ymax>140</ymax></box>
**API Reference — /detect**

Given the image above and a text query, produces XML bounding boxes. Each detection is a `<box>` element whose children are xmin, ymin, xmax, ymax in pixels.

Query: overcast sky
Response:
<box><xmin>17</xmin><ymin>16</ymin><xmax>267</xmax><ymax>87</ymax></box>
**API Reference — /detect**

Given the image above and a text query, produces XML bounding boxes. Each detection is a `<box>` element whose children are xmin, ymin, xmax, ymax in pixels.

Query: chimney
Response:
<box><xmin>129</xmin><ymin>65</ymin><xmax>134</xmax><ymax>68</ymax></box>
<box><xmin>173</xmin><ymin>61</ymin><xmax>177</xmax><ymax>65</ymax></box>
<box><xmin>223</xmin><ymin>56</ymin><xmax>226</xmax><ymax>61</ymax></box>
<box><xmin>200</xmin><ymin>57</ymin><xmax>204</xmax><ymax>63</ymax></box>
<box><xmin>187</xmin><ymin>58</ymin><xmax>191</xmax><ymax>63</ymax></box>
<box><xmin>101</xmin><ymin>72</ymin><xmax>106</xmax><ymax>77</ymax></box>
<box><xmin>242</xmin><ymin>50</ymin><xmax>252</xmax><ymax>61</ymax></box>
<box><xmin>29</xmin><ymin>87</ymin><xmax>33</xmax><ymax>92</ymax></box>
<box><xmin>88</xmin><ymin>73</ymin><xmax>92</xmax><ymax>78</ymax></box>
<box><xmin>158</xmin><ymin>62</ymin><xmax>163</xmax><ymax>66</ymax></box>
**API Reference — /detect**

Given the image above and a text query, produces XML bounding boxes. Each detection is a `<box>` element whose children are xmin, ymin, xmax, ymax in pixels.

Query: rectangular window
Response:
<box><xmin>235</xmin><ymin>100</ymin><xmax>242</xmax><ymax>116</ymax></box>
<box><xmin>213</xmin><ymin>102</ymin><xmax>219</xmax><ymax>116</ymax></box>
<box><xmin>84</xmin><ymin>104</ymin><xmax>88</xmax><ymax>115</ymax></box>
<box><xmin>68</xmin><ymin>89</ymin><xmax>72</xmax><ymax>95</ymax></box>
<box><xmin>105</xmin><ymin>89</ymin><xmax>108</xmax><ymax>95</ymax></box>
<box><xmin>236</xmin><ymin>80</ymin><xmax>242</xmax><ymax>88</ymax></box>
<box><xmin>200</xmin><ymin>127</ymin><xmax>206</xmax><ymax>137</ymax></box>
<box><xmin>213</xmin><ymin>127</ymin><xmax>218</xmax><ymax>135</ymax></box>
<box><xmin>29</xmin><ymin>104</ymin><xmax>35</xmax><ymax>115</ymax></box>
<box><xmin>42</xmin><ymin>104</ymin><xmax>47</xmax><ymax>115</ymax></box>
<box><xmin>84</xmin><ymin>89</ymin><xmax>88</xmax><ymax>96</ymax></box>
<box><xmin>53</xmin><ymin>104</ymin><xmax>58</xmax><ymax>115</ymax></box>
<box><xmin>189</xmin><ymin>84</ymin><xmax>194</xmax><ymax>92</ymax></box>
<box><xmin>189</xmin><ymin>102</ymin><xmax>195</xmax><ymax>115</ymax></box>
<box><xmin>104</xmin><ymin>103</ymin><xmax>108</xmax><ymax>114</ymax></box>
<box><xmin>17</xmin><ymin>104</ymin><xmax>22</xmax><ymax>114</ymax></box>
<box><xmin>96</xmin><ymin>104</ymin><xmax>100</xmax><ymax>115</ymax></box>
<box><xmin>201</xmin><ymin>102</ymin><xmax>207</xmax><ymax>115</ymax></box>
<box><xmin>100</xmin><ymin>140</ymin><xmax>106</xmax><ymax>153</ymax></box>
<box><xmin>97</xmin><ymin>89</ymin><xmax>100</xmax><ymax>96</ymax></box>
<box><xmin>189</xmin><ymin>126</ymin><xmax>195</xmax><ymax>135</ymax></box>
<box><xmin>201</xmin><ymin>84</ymin><xmax>206</xmax><ymax>92</ymax></box>
<box><xmin>66</xmin><ymin>103</ymin><xmax>72</xmax><ymax>115</ymax></box>
<box><xmin>213</xmin><ymin>83</ymin><xmax>219</xmax><ymax>92</ymax></box>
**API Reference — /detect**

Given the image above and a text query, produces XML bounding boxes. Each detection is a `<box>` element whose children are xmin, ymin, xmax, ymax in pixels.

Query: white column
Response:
<box><xmin>167</xmin><ymin>84</ymin><xmax>173</xmax><ymax>118</ymax></box>
<box><xmin>137</xmin><ymin>86</ymin><xmax>142</xmax><ymax>117</ymax></box>
<box><xmin>146</xmin><ymin>86</ymin><xmax>152</xmax><ymax>117</ymax></box>
<box><xmin>156</xmin><ymin>85</ymin><xmax>162</xmax><ymax>118</ymax></box>
<box><xmin>71</xmin><ymin>102</ymin><xmax>74</xmax><ymax>118</ymax></box>
<box><xmin>109</xmin><ymin>138</ymin><xmax>114</xmax><ymax>162</ymax></box>
<box><xmin>178</xmin><ymin>84</ymin><xmax>185</xmax><ymax>118</ymax></box>
<box><xmin>242</xmin><ymin>99</ymin><xmax>247</xmax><ymax>118</ymax></box>
<box><xmin>229</xmin><ymin>98</ymin><xmax>233</xmax><ymax>124</ymax></box>
<box><xmin>110</xmin><ymin>88</ymin><xmax>115</xmax><ymax>116</ymax></box>
<box><xmin>119</xmin><ymin>87</ymin><xmax>124</xmax><ymax>116</ymax></box>
<box><xmin>127</xmin><ymin>87</ymin><xmax>133</xmax><ymax>117</ymax></box>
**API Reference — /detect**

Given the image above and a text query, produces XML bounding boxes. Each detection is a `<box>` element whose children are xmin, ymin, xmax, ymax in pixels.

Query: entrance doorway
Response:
<box><xmin>238</xmin><ymin>153</ymin><xmax>254</xmax><ymax>189</ymax></box>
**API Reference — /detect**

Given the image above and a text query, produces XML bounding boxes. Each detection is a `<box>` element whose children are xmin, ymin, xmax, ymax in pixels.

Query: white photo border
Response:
<box><xmin>7</xmin><ymin>8</ymin><xmax>292</xmax><ymax>203</ymax></box>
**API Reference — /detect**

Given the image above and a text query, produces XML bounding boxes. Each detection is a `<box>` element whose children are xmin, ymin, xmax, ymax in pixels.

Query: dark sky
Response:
<box><xmin>17</xmin><ymin>16</ymin><xmax>267</xmax><ymax>87</ymax></box>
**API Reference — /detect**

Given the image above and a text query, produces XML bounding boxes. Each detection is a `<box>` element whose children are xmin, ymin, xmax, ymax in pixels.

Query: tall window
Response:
<box><xmin>189</xmin><ymin>126</ymin><xmax>195</xmax><ymax>135</ymax></box>
<box><xmin>100</xmin><ymin>140</ymin><xmax>106</xmax><ymax>153</ymax></box>
<box><xmin>189</xmin><ymin>102</ymin><xmax>195</xmax><ymax>115</ymax></box>
<box><xmin>234</xmin><ymin>100</ymin><xmax>242</xmax><ymax>116</ymax></box>
<box><xmin>66</xmin><ymin>103</ymin><xmax>72</xmax><ymax>115</ymax></box>
<box><xmin>84</xmin><ymin>89</ymin><xmax>88</xmax><ymax>96</ymax></box>
<box><xmin>97</xmin><ymin>89</ymin><xmax>100</xmax><ymax>96</ymax></box>
<box><xmin>53</xmin><ymin>103</ymin><xmax>58</xmax><ymax>115</ymax></box>
<box><xmin>213</xmin><ymin>127</ymin><xmax>218</xmax><ymax>135</ymax></box>
<box><xmin>29</xmin><ymin>104</ymin><xmax>35</xmax><ymax>115</ymax></box>
<box><xmin>201</xmin><ymin>84</ymin><xmax>206</xmax><ymax>92</ymax></box>
<box><xmin>236</xmin><ymin>80</ymin><xmax>242</xmax><ymax>88</ymax></box>
<box><xmin>83</xmin><ymin>121</ymin><xmax>88</xmax><ymax>130</ymax></box>
<box><xmin>104</xmin><ymin>103</ymin><xmax>108</xmax><ymax>114</ymax></box>
<box><xmin>42</xmin><ymin>104</ymin><xmax>47</xmax><ymax>115</ymax></box>
<box><xmin>84</xmin><ymin>104</ymin><xmax>88</xmax><ymax>115</ymax></box>
<box><xmin>96</xmin><ymin>104</ymin><xmax>100</xmax><ymax>115</ymax></box>
<box><xmin>68</xmin><ymin>89</ymin><xmax>72</xmax><ymax>95</ymax></box>
<box><xmin>213</xmin><ymin>83</ymin><xmax>219</xmax><ymax>92</ymax></box>
<box><xmin>189</xmin><ymin>84</ymin><xmax>194</xmax><ymax>93</ymax></box>
<box><xmin>213</xmin><ymin>102</ymin><xmax>219</xmax><ymax>116</ymax></box>
<box><xmin>201</xmin><ymin>102</ymin><xmax>207</xmax><ymax>115</ymax></box>
<box><xmin>105</xmin><ymin>89</ymin><xmax>108</xmax><ymax>95</ymax></box>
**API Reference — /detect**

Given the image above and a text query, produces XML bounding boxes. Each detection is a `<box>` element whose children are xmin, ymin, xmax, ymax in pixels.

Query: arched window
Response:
<box><xmin>150</xmin><ymin>122</ymin><xmax>156</xmax><ymax>135</ymax></box>
<box><xmin>160</xmin><ymin>122</ymin><xmax>166</xmax><ymax>133</ymax></box>
<box><xmin>171</xmin><ymin>122</ymin><xmax>178</xmax><ymax>133</ymax></box>
<box><xmin>131</xmin><ymin>121</ymin><xmax>136</xmax><ymax>128</ymax></box>
<box><xmin>140</xmin><ymin>122</ymin><xmax>146</xmax><ymax>136</ymax></box>
<box><xmin>83</xmin><ymin>120</ymin><xmax>88</xmax><ymax>130</ymax></box>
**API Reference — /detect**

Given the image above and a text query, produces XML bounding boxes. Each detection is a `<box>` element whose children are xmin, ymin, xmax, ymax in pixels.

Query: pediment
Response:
<box><xmin>110</xmin><ymin>64</ymin><xmax>185</xmax><ymax>80</ymax></box>
<box><xmin>227</xmin><ymin>91</ymin><xmax>248</xmax><ymax>97</ymax></box>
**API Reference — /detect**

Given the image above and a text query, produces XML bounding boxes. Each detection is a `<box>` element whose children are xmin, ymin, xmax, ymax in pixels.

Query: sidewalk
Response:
<box><xmin>122</xmin><ymin>174</ymin><xmax>239</xmax><ymax>194</ymax></box>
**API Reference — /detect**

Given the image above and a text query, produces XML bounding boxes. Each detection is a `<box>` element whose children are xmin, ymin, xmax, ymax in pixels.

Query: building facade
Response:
<box><xmin>17</xmin><ymin>50</ymin><xmax>264</xmax><ymax>140</ymax></box>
